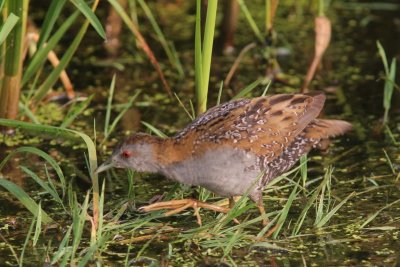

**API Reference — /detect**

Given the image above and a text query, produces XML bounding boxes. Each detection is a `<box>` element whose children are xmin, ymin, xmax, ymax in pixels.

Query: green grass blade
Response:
<box><xmin>60</xmin><ymin>95</ymin><xmax>94</xmax><ymax>128</ymax></box>
<box><xmin>71</xmin><ymin>192</ymin><xmax>90</xmax><ymax>262</ymax></box>
<box><xmin>70</xmin><ymin>0</ymin><xmax>105</xmax><ymax>39</ymax></box>
<box><xmin>315</xmin><ymin>192</ymin><xmax>355</xmax><ymax>228</ymax></box>
<box><xmin>33</xmin><ymin>202</ymin><xmax>42</xmax><ymax>246</ymax></box>
<box><xmin>174</xmin><ymin>93</ymin><xmax>194</xmax><ymax>120</ymax></box>
<box><xmin>19</xmin><ymin>213</ymin><xmax>36</xmax><ymax>267</ymax></box>
<box><xmin>104</xmin><ymin>74</ymin><xmax>116</xmax><ymax>137</ymax></box>
<box><xmin>232</xmin><ymin>78</ymin><xmax>262</xmax><ymax>99</ymax></box>
<box><xmin>37</xmin><ymin>0</ymin><xmax>67</xmax><ymax>48</ymax></box>
<box><xmin>18</xmin><ymin>101</ymin><xmax>40</xmax><ymax>124</ymax></box>
<box><xmin>272</xmin><ymin>178</ymin><xmax>300</xmax><ymax>238</ymax></box>
<box><xmin>216</xmin><ymin>81</ymin><xmax>223</xmax><ymax>105</ymax></box>
<box><xmin>141</xmin><ymin>121</ymin><xmax>167</xmax><ymax>138</ymax></box>
<box><xmin>195</xmin><ymin>0</ymin><xmax>203</xmax><ymax>113</ymax></box>
<box><xmin>237</xmin><ymin>0</ymin><xmax>264</xmax><ymax>43</ymax></box>
<box><xmin>360</xmin><ymin>199</ymin><xmax>400</xmax><ymax>229</ymax></box>
<box><xmin>0</xmin><ymin>177</ymin><xmax>53</xmax><ymax>223</ymax></box>
<box><xmin>199</xmin><ymin>0</ymin><xmax>218</xmax><ymax>113</ymax></box>
<box><xmin>377</xmin><ymin>41</ymin><xmax>389</xmax><ymax>74</ymax></box>
<box><xmin>0</xmin><ymin>13</ymin><xmax>19</xmax><ymax>45</ymax></box>
<box><xmin>261</xmin><ymin>80</ymin><xmax>272</xmax><ymax>96</ymax></box>
<box><xmin>383</xmin><ymin>58</ymin><xmax>396</xmax><ymax>124</ymax></box>
<box><xmin>32</xmin><ymin>0</ymin><xmax>99</xmax><ymax>104</ymax></box>
<box><xmin>51</xmin><ymin>226</ymin><xmax>72</xmax><ymax>264</ymax></box>
<box><xmin>96</xmin><ymin>181</ymin><xmax>105</xmax><ymax>241</ymax></box>
<box><xmin>0</xmin><ymin>0</ymin><xmax>5</xmax><ymax>11</ymax></box>
<box><xmin>101</xmin><ymin>90</ymin><xmax>141</xmax><ymax>144</ymax></box>
<box><xmin>20</xmin><ymin>166</ymin><xmax>64</xmax><ymax>206</ymax></box>
<box><xmin>300</xmin><ymin>155</ymin><xmax>308</xmax><ymax>189</ymax></box>
<box><xmin>0</xmin><ymin>146</ymin><xmax>66</xmax><ymax>195</ymax></box>
<box><xmin>137</xmin><ymin>0</ymin><xmax>183</xmax><ymax>77</ymax></box>
<box><xmin>0</xmin><ymin>119</ymin><xmax>99</xmax><ymax>228</ymax></box>
<box><xmin>22</xmin><ymin>11</ymin><xmax>79</xmax><ymax>86</ymax></box>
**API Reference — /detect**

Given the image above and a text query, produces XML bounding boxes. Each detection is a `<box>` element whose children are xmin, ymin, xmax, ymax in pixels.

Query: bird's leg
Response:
<box><xmin>229</xmin><ymin>197</ymin><xmax>235</xmax><ymax>208</ymax></box>
<box><xmin>257</xmin><ymin>200</ymin><xmax>269</xmax><ymax>226</ymax></box>
<box><xmin>139</xmin><ymin>199</ymin><xmax>230</xmax><ymax>226</ymax></box>
<box><xmin>228</xmin><ymin>197</ymin><xmax>241</xmax><ymax>224</ymax></box>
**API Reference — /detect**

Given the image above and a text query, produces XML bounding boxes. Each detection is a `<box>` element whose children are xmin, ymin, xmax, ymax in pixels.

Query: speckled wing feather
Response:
<box><xmin>175</xmin><ymin>93</ymin><xmax>326</xmax><ymax>163</ymax></box>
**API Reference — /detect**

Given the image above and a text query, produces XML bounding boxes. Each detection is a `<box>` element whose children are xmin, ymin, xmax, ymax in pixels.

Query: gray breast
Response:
<box><xmin>161</xmin><ymin>147</ymin><xmax>262</xmax><ymax>197</ymax></box>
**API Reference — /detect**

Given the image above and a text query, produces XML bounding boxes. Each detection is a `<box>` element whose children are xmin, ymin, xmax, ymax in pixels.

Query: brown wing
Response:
<box><xmin>175</xmin><ymin>93</ymin><xmax>326</xmax><ymax>163</ymax></box>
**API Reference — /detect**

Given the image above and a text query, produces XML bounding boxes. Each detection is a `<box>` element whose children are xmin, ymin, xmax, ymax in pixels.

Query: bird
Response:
<box><xmin>96</xmin><ymin>93</ymin><xmax>352</xmax><ymax>225</ymax></box>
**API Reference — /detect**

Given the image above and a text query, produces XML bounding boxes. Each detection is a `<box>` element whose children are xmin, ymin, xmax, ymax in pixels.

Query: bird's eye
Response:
<box><xmin>121</xmin><ymin>151</ymin><xmax>132</xmax><ymax>158</ymax></box>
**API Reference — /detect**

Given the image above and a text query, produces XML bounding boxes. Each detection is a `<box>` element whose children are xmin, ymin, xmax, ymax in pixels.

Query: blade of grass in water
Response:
<box><xmin>20</xmin><ymin>166</ymin><xmax>64</xmax><ymax>207</ymax></box>
<box><xmin>108</xmin><ymin>0</ymin><xmax>171</xmax><ymax>95</ymax></box>
<box><xmin>315</xmin><ymin>192</ymin><xmax>355</xmax><ymax>228</ymax></box>
<box><xmin>104</xmin><ymin>74</ymin><xmax>116</xmax><ymax>137</ymax></box>
<box><xmin>377</xmin><ymin>41</ymin><xmax>397</xmax><ymax>125</ymax></box>
<box><xmin>36</xmin><ymin>0</ymin><xmax>67</xmax><ymax>48</ymax></box>
<box><xmin>71</xmin><ymin>192</ymin><xmax>90</xmax><ymax>264</ymax></box>
<box><xmin>0</xmin><ymin>177</ymin><xmax>53</xmax><ymax>223</ymax></box>
<box><xmin>70</xmin><ymin>0</ymin><xmax>106</xmax><ymax>39</ymax></box>
<box><xmin>22</xmin><ymin>11</ymin><xmax>80</xmax><ymax>86</ymax></box>
<box><xmin>216</xmin><ymin>81</ymin><xmax>223</xmax><ymax>105</ymax></box>
<box><xmin>60</xmin><ymin>95</ymin><xmax>93</xmax><ymax>128</ymax></box>
<box><xmin>18</xmin><ymin>102</ymin><xmax>40</xmax><ymax>124</ymax></box>
<box><xmin>19</xmin><ymin>213</ymin><xmax>36</xmax><ymax>267</ymax></box>
<box><xmin>51</xmin><ymin>226</ymin><xmax>72</xmax><ymax>264</ymax></box>
<box><xmin>101</xmin><ymin>90</ymin><xmax>141</xmax><ymax>145</ymax></box>
<box><xmin>232</xmin><ymin>78</ymin><xmax>263</xmax><ymax>99</ymax></box>
<box><xmin>300</xmin><ymin>155</ymin><xmax>308</xmax><ymax>189</ymax></box>
<box><xmin>383</xmin><ymin>149</ymin><xmax>396</xmax><ymax>175</ymax></box>
<box><xmin>141</xmin><ymin>121</ymin><xmax>167</xmax><ymax>138</ymax></box>
<box><xmin>32</xmin><ymin>0</ymin><xmax>101</xmax><ymax>104</ymax></box>
<box><xmin>174</xmin><ymin>93</ymin><xmax>194</xmax><ymax>121</ymax></box>
<box><xmin>237</xmin><ymin>0</ymin><xmax>264</xmax><ymax>42</ymax></box>
<box><xmin>360</xmin><ymin>199</ymin><xmax>400</xmax><ymax>229</ymax></box>
<box><xmin>33</xmin><ymin>202</ymin><xmax>43</xmax><ymax>246</ymax></box>
<box><xmin>137</xmin><ymin>0</ymin><xmax>184</xmax><ymax>77</ymax></box>
<box><xmin>272</xmin><ymin>177</ymin><xmax>300</xmax><ymax>238</ymax></box>
<box><xmin>0</xmin><ymin>146</ymin><xmax>66</xmax><ymax>195</ymax></box>
<box><xmin>0</xmin><ymin>118</ymin><xmax>99</xmax><ymax>230</ymax></box>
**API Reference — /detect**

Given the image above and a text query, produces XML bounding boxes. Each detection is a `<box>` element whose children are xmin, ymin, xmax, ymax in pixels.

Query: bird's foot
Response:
<box><xmin>139</xmin><ymin>198</ymin><xmax>231</xmax><ymax>226</ymax></box>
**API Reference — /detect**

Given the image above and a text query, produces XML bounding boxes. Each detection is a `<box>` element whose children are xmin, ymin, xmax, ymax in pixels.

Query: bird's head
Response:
<box><xmin>96</xmin><ymin>133</ymin><xmax>163</xmax><ymax>174</ymax></box>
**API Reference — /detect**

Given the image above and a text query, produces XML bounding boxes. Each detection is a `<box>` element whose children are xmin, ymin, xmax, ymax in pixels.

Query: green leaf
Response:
<box><xmin>0</xmin><ymin>146</ymin><xmax>66</xmax><ymax>196</ymax></box>
<box><xmin>70</xmin><ymin>0</ymin><xmax>105</xmax><ymax>39</ymax></box>
<box><xmin>316</xmin><ymin>192</ymin><xmax>355</xmax><ymax>228</ymax></box>
<box><xmin>22</xmin><ymin>11</ymin><xmax>80</xmax><ymax>86</ymax></box>
<box><xmin>20</xmin><ymin>166</ymin><xmax>64</xmax><ymax>206</ymax></box>
<box><xmin>0</xmin><ymin>13</ymin><xmax>19</xmax><ymax>45</ymax></box>
<box><xmin>141</xmin><ymin>121</ymin><xmax>167</xmax><ymax>138</ymax></box>
<box><xmin>37</xmin><ymin>0</ymin><xmax>67</xmax><ymax>48</ymax></box>
<box><xmin>60</xmin><ymin>95</ymin><xmax>94</xmax><ymax>128</ymax></box>
<box><xmin>377</xmin><ymin>41</ymin><xmax>389</xmax><ymax>74</ymax></box>
<box><xmin>232</xmin><ymin>78</ymin><xmax>263</xmax><ymax>99</ymax></box>
<box><xmin>0</xmin><ymin>178</ymin><xmax>53</xmax><ymax>223</ymax></box>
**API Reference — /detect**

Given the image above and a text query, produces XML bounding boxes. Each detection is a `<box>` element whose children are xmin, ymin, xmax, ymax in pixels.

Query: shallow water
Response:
<box><xmin>1</xmin><ymin>1</ymin><xmax>400</xmax><ymax>266</ymax></box>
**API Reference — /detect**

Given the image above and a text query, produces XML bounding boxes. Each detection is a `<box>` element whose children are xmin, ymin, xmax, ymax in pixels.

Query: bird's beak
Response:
<box><xmin>95</xmin><ymin>158</ymin><xmax>114</xmax><ymax>174</ymax></box>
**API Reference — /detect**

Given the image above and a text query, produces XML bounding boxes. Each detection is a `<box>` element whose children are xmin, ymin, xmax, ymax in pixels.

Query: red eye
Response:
<box><xmin>121</xmin><ymin>151</ymin><xmax>132</xmax><ymax>158</ymax></box>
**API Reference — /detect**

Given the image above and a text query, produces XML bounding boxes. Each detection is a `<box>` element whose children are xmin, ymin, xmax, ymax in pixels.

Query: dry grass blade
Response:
<box><xmin>302</xmin><ymin>16</ymin><xmax>331</xmax><ymax>92</ymax></box>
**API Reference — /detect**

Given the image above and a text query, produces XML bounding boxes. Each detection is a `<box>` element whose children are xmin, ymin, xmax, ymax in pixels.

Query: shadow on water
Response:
<box><xmin>1</xmin><ymin>1</ymin><xmax>400</xmax><ymax>266</ymax></box>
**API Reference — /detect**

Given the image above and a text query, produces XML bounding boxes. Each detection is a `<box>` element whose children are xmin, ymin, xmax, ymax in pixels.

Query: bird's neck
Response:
<box><xmin>149</xmin><ymin>137</ymin><xmax>189</xmax><ymax>167</ymax></box>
